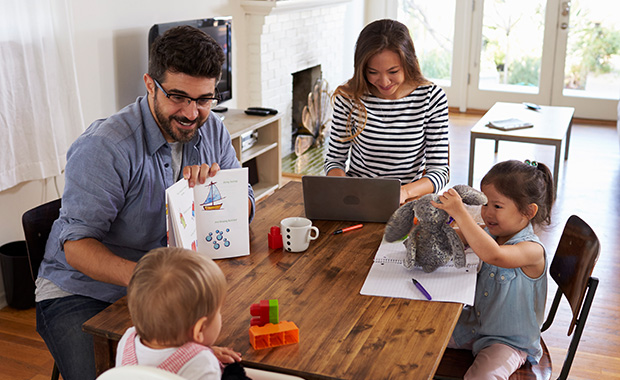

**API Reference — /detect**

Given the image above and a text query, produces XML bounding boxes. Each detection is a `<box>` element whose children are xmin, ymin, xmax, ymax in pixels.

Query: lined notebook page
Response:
<box><xmin>360</xmin><ymin>239</ymin><xmax>478</xmax><ymax>305</ymax></box>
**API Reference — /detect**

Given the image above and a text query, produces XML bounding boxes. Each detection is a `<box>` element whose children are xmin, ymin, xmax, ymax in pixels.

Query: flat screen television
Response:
<box><xmin>148</xmin><ymin>17</ymin><xmax>232</xmax><ymax>105</ymax></box>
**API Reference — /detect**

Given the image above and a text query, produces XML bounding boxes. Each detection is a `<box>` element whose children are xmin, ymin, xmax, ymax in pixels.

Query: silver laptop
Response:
<box><xmin>301</xmin><ymin>176</ymin><xmax>401</xmax><ymax>223</ymax></box>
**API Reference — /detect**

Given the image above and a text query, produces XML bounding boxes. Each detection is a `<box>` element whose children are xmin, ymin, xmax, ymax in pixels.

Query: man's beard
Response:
<box><xmin>154</xmin><ymin>93</ymin><xmax>206</xmax><ymax>143</ymax></box>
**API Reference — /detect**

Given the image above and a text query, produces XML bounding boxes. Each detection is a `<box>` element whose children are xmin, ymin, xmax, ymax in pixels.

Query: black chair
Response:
<box><xmin>22</xmin><ymin>198</ymin><xmax>62</xmax><ymax>380</ymax></box>
<box><xmin>435</xmin><ymin>215</ymin><xmax>600</xmax><ymax>380</ymax></box>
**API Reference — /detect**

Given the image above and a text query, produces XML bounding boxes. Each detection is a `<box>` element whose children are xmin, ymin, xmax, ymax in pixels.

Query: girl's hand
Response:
<box><xmin>211</xmin><ymin>346</ymin><xmax>242</xmax><ymax>363</ymax></box>
<box><xmin>431</xmin><ymin>188</ymin><xmax>467</xmax><ymax>217</ymax></box>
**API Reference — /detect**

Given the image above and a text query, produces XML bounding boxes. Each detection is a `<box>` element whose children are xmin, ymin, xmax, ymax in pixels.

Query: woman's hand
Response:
<box><xmin>400</xmin><ymin>178</ymin><xmax>434</xmax><ymax>205</ymax></box>
<box><xmin>326</xmin><ymin>168</ymin><xmax>346</xmax><ymax>177</ymax></box>
<box><xmin>400</xmin><ymin>187</ymin><xmax>412</xmax><ymax>204</ymax></box>
<box><xmin>211</xmin><ymin>346</ymin><xmax>242</xmax><ymax>364</ymax></box>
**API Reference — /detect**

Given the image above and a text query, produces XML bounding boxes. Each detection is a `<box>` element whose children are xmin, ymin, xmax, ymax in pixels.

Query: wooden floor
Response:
<box><xmin>1</xmin><ymin>110</ymin><xmax>619</xmax><ymax>380</ymax></box>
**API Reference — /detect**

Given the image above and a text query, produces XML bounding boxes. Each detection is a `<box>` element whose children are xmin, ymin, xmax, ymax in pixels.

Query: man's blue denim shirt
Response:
<box><xmin>38</xmin><ymin>96</ymin><xmax>255</xmax><ymax>303</ymax></box>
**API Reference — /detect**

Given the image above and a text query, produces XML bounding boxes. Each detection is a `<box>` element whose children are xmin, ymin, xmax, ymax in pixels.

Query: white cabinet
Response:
<box><xmin>222</xmin><ymin>109</ymin><xmax>282</xmax><ymax>200</ymax></box>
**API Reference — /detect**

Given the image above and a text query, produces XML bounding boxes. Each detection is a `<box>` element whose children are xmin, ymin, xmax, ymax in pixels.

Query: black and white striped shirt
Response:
<box><xmin>324</xmin><ymin>84</ymin><xmax>450</xmax><ymax>192</ymax></box>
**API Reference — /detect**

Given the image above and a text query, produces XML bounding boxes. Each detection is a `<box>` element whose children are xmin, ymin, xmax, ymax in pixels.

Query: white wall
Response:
<box><xmin>0</xmin><ymin>0</ymin><xmax>365</xmax><ymax>308</ymax></box>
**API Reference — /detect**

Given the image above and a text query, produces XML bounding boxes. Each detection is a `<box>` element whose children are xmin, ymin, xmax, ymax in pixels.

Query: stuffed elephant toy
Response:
<box><xmin>384</xmin><ymin>185</ymin><xmax>488</xmax><ymax>272</ymax></box>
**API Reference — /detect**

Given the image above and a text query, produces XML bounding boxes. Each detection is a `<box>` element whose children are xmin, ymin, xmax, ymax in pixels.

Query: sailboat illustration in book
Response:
<box><xmin>166</xmin><ymin>168</ymin><xmax>250</xmax><ymax>259</ymax></box>
<box><xmin>201</xmin><ymin>181</ymin><xmax>225</xmax><ymax>210</ymax></box>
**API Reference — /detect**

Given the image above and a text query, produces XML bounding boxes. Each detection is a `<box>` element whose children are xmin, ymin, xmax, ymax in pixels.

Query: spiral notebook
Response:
<box><xmin>360</xmin><ymin>239</ymin><xmax>479</xmax><ymax>305</ymax></box>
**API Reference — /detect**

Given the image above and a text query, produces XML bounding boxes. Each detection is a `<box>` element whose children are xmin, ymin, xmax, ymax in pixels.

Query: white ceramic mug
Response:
<box><xmin>280</xmin><ymin>217</ymin><xmax>320</xmax><ymax>252</ymax></box>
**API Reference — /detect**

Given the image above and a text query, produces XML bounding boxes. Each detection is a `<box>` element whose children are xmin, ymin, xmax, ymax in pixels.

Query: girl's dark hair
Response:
<box><xmin>481</xmin><ymin>160</ymin><xmax>555</xmax><ymax>226</ymax></box>
<box><xmin>148</xmin><ymin>25</ymin><xmax>225</xmax><ymax>83</ymax></box>
<box><xmin>334</xmin><ymin>19</ymin><xmax>429</xmax><ymax>140</ymax></box>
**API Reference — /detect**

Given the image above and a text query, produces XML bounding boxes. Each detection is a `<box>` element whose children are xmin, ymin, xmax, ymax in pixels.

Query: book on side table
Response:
<box><xmin>165</xmin><ymin>168</ymin><xmax>250</xmax><ymax>259</ymax></box>
<box><xmin>486</xmin><ymin>118</ymin><xmax>534</xmax><ymax>131</ymax></box>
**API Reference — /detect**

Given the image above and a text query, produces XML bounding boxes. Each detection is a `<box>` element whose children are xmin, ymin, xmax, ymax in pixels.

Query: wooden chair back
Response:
<box><xmin>546</xmin><ymin>215</ymin><xmax>599</xmax><ymax>335</ymax></box>
<box><xmin>434</xmin><ymin>215</ymin><xmax>600</xmax><ymax>380</ymax></box>
<box><xmin>21</xmin><ymin>199</ymin><xmax>62</xmax><ymax>282</ymax></box>
<box><xmin>21</xmin><ymin>198</ymin><xmax>62</xmax><ymax>380</ymax></box>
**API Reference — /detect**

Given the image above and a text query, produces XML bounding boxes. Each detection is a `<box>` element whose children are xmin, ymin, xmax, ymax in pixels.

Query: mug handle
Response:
<box><xmin>309</xmin><ymin>226</ymin><xmax>320</xmax><ymax>240</ymax></box>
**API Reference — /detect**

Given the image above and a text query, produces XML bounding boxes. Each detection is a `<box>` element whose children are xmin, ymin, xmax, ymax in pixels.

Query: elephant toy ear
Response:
<box><xmin>384</xmin><ymin>200</ymin><xmax>416</xmax><ymax>242</ymax></box>
<box><xmin>453</xmin><ymin>184</ymin><xmax>488</xmax><ymax>206</ymax></box>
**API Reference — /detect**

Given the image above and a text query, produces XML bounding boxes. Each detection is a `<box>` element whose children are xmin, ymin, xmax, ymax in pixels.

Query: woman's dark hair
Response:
<box><xmin>481</xmin><ymin>160</ymin><xmax>555</xmax><ymax>226</ymax></box>
<box><xmin>334</xmin><ymin>19</ymin><xmax>429</xmax><ymax>140</ymax></box>
<box><xmin>148</xmin><ymin>25</ymin><xmax>225</xmax><ymax>83</ymax></box>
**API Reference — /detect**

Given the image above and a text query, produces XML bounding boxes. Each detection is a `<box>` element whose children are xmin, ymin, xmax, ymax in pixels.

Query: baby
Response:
<box><xmin>115</xmin><ymin>247</ymin><xmax>241</xmax><ymax>379</ymax></box>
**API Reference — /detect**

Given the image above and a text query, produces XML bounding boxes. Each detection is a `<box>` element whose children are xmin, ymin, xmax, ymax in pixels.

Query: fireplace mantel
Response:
<box><xmin>241</xmin><ymin>0</ymin><xmax>351</xmax><ymax>15</ymax></box>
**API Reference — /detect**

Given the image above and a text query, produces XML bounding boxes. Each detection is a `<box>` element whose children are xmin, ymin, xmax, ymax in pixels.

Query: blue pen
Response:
<box><xmin>412</xmin><ymin>278</ymin><xmax>432</xmax><ymax>300</ymax></box>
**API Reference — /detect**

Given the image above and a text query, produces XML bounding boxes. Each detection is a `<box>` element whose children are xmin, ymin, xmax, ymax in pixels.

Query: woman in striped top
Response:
<box><xmin>324</xmin><ymin>19</ymin><xmax>450</xmax><ymax>204</ymax></box>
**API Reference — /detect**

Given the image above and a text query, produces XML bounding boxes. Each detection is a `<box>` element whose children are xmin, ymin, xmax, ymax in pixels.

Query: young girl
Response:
<box><xmin>116</xmin><ymin>247</ymin><xmax>241</xmax><ymax>379</ymax></box>
<box><xmin>324</xmin><ymin>19</ymin><xmax>450</xmax><ymax>204</ymax></box>
<box><xmin>432</xmin><ymin>160</ymin><xmax>555</xmax><ymax>379</ymax></box>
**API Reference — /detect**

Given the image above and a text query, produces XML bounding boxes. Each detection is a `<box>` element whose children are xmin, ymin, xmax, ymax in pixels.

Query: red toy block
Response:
<box><xmin>250</xmin><ymin>300</ymin><xmax>270</xmax><ymax>326</ymax></box>
<box><xmin>250</xmin><ymin>299</ymin><xmax>279</xmax><ymax>326</ymax></box>
<box><xmin>268</xmin><ymin>226</ymin><xmax>283</xmax><ymax>249</ymax></box>
<box><xmin>249</xmin><ymin>321</ymin><xmax>299</xmax><ymax>350</ymax></box>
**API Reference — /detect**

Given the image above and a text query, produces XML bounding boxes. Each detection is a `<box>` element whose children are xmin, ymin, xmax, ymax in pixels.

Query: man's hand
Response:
<box><xmin>183</xmin><ymin>163</ymin><xmax>220</xmax><ymax>188</ymax></box>
<box><xmin>211</xmin><ymin>346</ymin><xmax>242</xmax><ymax>364</ymax></box>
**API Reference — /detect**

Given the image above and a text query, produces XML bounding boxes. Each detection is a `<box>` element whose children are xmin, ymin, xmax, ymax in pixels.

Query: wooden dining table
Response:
<box><xmin>83</xmin><ymin>181</ymin><xmax>464</xmax><ymax>379</ymax></box>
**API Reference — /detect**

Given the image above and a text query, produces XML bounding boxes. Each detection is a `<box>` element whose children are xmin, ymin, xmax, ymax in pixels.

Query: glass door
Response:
<box><xmin>466</xmin><ymin>0</ymin><xmax>559</xmax><ymax>110</ymax></box>
<box><xmin>467</xmin><ymin>0</ymin><xmax>620</xmax><ymax>119</ymax></box>
<box><xmin>396</xmin><ymin>0</ymin><xmax>471</xmax><ymax>109</ymax></box>
<box><xmin>393</xmin><ymin>0</ymin><xmax>620</xmax><ymax>119</ymax></box>
<box><xmin>550</xmin><ymin>0</ymin><xmax>620</xmax><ymax>119</ymax></box>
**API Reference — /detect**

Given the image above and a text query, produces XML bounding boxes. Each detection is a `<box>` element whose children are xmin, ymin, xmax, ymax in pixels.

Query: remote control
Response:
<box><xmin>246</xmin><ymin>107</ymin><xmax>278</xmax><ymax>115</ymax></box>
<box><xmin>245</xmin><ymin>109</ymin><xmax>271</xmax><ymax>116</ymax></box>
<box><xmin>212</xmin><ymin>106</ymin><xmax>228</xmax><ymax>113</ymax></box>
<box><xmin>523</xmin><ymin>102</ymin><xmax>541</xmax><ymax>110</ymax></box>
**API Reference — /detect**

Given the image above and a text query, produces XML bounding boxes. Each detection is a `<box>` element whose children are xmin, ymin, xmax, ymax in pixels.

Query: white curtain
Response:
<box><xmin>0</xmin><ymin>0</ymin><xmax>84</xmax><ymax>191</ymax></box>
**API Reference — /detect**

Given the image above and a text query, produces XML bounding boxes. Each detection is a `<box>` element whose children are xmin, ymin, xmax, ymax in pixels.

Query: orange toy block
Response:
<box><xmin>249</xmin><ymin>321</ymin><xmax>299</xmax><ymax>350</ymax></box>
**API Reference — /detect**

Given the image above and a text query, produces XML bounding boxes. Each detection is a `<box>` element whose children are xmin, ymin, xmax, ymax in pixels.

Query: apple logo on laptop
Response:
<box><xmin>343</xmin><ymin>195</ymin><xmax>360</xmax><ymax>205</ymax></box>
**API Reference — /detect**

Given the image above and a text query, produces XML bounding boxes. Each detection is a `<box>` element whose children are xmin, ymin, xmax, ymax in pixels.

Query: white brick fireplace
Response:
<box><xmin>241</xmin><ymin>0</ymin><xmax>351</xmax><ymax>155</ymax></box>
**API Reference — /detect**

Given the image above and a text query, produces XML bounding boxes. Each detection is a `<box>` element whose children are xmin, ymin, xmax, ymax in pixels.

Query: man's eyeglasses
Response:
<box><xmin>153</xmin><ymin>78</ymin><xmax>219</xmax><ymax>109</ymax></box>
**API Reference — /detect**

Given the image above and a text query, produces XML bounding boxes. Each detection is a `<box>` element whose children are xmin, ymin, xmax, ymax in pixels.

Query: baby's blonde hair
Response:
<box><xmin>128</xmin><ymin>247</ymin><xmax>226</xmax><ymax>346</ymax></box>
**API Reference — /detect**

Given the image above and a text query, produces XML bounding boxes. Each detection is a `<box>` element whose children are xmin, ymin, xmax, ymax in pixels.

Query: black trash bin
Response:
<box><xmin>0</xmin><ymin>241</ymin><xmax>36</xmax><ymax>309</ymax></box>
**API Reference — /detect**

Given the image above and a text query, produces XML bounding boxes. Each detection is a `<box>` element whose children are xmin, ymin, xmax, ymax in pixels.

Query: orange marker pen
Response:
<box><xmin>333</xmin><ymin>224</ymin><xmax>363</xmax><ymax>235</ymax></box>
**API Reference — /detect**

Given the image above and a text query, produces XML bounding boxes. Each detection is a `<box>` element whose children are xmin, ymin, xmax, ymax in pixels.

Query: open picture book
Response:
<box><xmin>165</xmin><ymin>168</ymin><xmax>250</xmax><ymax>259</ymax></box>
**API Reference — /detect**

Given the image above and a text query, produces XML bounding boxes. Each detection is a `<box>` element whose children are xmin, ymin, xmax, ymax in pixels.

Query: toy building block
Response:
<box><xmin>268</xmin><ymin>226</ymin><xmax>283</xmax><ymax>249</ymax></box>
<box><xmin>249</xmin><ymin>321</ymin><xmax>299</xmax><ymax>350</ymax></box>
<box><xmin>250</xmin><ymin>299</ymin><xmax>279</xmax><ymax>326</ymax></box>
<box><xmin>268</xmin><ymin>299</ymin><xmax>279</xmax><ymax>324</ymax></box>
<box><xmin>250</xmin><ymin>300</ymin><xmax>269</xmax><ymax>326</ymax></box>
